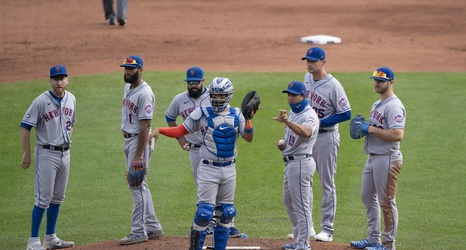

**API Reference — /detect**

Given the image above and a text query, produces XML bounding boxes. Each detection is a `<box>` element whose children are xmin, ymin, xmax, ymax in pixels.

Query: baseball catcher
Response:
<box><xmin>126</xmin><ymin>160</ymin><xmax>146</xmax><ymax>187</ymax></box>
<box><xmin>241</xmin><ymin>90</ymin><xmax>260</xmax><ymax>120</ymax></box>
<box><xmin>350</xmin><ymin>114</ymin><xmax>370</xmax><ymax>139</ymax></box>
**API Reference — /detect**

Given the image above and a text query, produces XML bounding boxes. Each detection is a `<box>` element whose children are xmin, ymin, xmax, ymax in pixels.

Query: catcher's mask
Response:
<box><xmin>209</xmin><ymin>77</ymin><xmax>233</xmax><ymax>112</ymax></box>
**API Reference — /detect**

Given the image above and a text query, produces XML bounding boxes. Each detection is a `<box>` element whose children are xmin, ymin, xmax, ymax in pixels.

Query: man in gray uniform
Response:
<box><xmin>21</xmin><ymin>65</ymin><xmax>76</xmax><ymax>250</ymax></box>
<box><xmin>274</xmin><ymin>81</ymin><xmax>319</xmax><ymax>250</ymax></box>
<box><xmin>350</xmin><ymin>67</ymin><xmax>406</xmax><ymax>250</ymax></box>
<box><xmin>119</xmin><ymin>55</ymin><xmax>163</xmax><ymax>245</ymax></box>
<box><xmin>298</xmin><ymin>47</ymin><xmax>352</xmax><ymax>242</ymax></box>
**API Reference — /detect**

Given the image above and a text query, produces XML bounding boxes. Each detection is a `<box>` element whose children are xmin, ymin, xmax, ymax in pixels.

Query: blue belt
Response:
<box><xmin>283</xmin><ymin>154</ymin><xmax>312</xmax><ymax>162</ymax></box>
<box><xmin>202</xmin><ymin>159</ymin><xmax>236</xmax><ymax>167</ymax></box>
<box><xmin>43</xmin><ymin>145</ymin><xmax>70</xmax><ymax>152</ymax></box>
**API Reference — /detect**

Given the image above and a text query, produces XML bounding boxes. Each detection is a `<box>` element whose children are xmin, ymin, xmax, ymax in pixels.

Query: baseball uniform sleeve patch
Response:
<box><xmin>144</xmin><ymin>103</ymin><xmax>154</xmax><ymax>114</ymax></box>
<box><xmin>394</xmin><ymin>114</ymin><xmax>404</xmax><ymax>123</ymax></box>
<box><xmin>338</xmin><ymin>97</ymin><xmax>348</xmax><ymax>107</ymax></box>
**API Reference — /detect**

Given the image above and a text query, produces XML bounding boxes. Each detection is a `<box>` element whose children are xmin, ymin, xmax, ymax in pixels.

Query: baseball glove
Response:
<box><xmin>241</xmin><ymin>91</ymin><xmax>260</xmax><ymax>120</ymax></box>
<box><xmin>126</xmin><ymin>160</ymin><xmax>147</xmax><ymax>187</ymax></box>
<box><xmin>350</xmin><ymin>114</ymin><xmax>370</xmax><ymax>139</ymax></box>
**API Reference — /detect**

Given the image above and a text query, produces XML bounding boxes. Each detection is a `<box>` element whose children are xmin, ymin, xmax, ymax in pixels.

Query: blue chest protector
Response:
<box><xmin>205</xmin><ymin>107</ymin><xmax>239</xmax><ymax>158</ymax></box>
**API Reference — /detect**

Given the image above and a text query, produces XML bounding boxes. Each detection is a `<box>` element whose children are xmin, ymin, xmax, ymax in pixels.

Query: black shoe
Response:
<box><xmin>118</xmin><ymin>18</ymin><xmax>126</xmax><ymax>26</ymax></box>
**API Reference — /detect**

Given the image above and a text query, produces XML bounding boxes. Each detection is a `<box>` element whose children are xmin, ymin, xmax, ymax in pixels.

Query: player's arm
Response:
<box><xmin>320</xmin><ymin>110</ymin><xmax>351</xmax><ymax>127</ymax></box>
<box><xmin>368</xmin><ymin>127</ymin><xmax>404</xmax><ymax>142</ymax></box>
<box><xmin>273</xmin><ymin>109</ymin><xmax>312</xmax><ymax>138</ymax></box>
<box><xmin>136</xmin><ymin>119</ymin><xmax>151</xmax><ymax>161</ymax></box>
<box><xmin>167</xmin><ymin>120</ymin><xmax>188</xmax><ymax>148</ymax></box>
<box><xmin>242</xmin><ymin>120</ymin><xmax>254</xmax><ymax>142</ymax></box>
<box><xmin>20</xmin><ymin>124</ymin><xmax>32</xmax><ymax>169</ymax></box>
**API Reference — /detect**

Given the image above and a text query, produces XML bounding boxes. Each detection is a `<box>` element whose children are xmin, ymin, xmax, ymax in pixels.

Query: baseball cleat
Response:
<box><xmin>350</xmin><ymin>238</ymin><xmax>378</xmax><ymax>249</ymax></box>
<box><xmin>364</xmin><ymin>244</ymin><xmax>389</xmax><ymax>250</ymax></box>
<box><xmin>314</xmin><ymin>231</ymin><xmax>333</xmax><ymax>242</ymax></box>
<box><xmin>229</xmin><ymin>226</ymin><xmax>243</xmax><ymax>238</ymax></box>
<box><xmin>43</xmin><ymin>238</ymin><xmax>74</xmax><ymax>249</ymax></box>
<box><xmin>26</xmin><ymin>241</ymin><xmax>46</xmax><ymax>250</ymax></box>
<box><xmin>147</xmin><ymin>228</ymin><xmax>164</xmax><ymax>239</ymax></box>
<box><xmin>107</xmin><ymin>18</ymin><xmax>115</xmax><ymax>25</ymax></box>
<box><xmin>119</xmin><ymin>234</ymin><xmax>148</xmax><ymax>245</ymax></box>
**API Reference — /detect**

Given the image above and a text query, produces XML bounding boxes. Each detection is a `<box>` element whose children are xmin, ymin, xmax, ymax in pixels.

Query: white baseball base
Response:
<box><xmin>300</xmin><ymin>35</ymin><xmax>342</xmax><ymax>44</ymax></box>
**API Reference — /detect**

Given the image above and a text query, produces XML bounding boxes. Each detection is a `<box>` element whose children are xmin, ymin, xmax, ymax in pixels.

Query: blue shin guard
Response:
<box><xmin>213</xmin><ymin>225</ymin><xmax>230</xmax><ymax>250</ymax></box>
<box><xmin>189</xmin><ymin>227</ymin><xmax>207</xmax><ymax>250</ymax></box>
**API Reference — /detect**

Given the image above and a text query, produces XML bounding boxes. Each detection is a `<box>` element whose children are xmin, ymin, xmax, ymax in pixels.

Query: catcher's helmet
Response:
<box><xmin>209</xmin><ymin>77</ymin><xmax>234</xmax><ymax>112</ymax></box>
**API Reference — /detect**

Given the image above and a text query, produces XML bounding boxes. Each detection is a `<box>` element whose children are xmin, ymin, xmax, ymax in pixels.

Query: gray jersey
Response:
<box><xmin>183</xmin><ymin>101</ymin><xmax>246</xmax><ymax>162</ymax></box>
<box><xmin>165</xmin><ymin>88</ymin><xmax>210</xmax><ymax>145</ymax></box>
<box><xmin>121</xmin><ymin>81</ymin><xmax>155</xmax><ymax>134</ymax></box>
<box><xmin>303</xmin><ymin>72</ymin><xmax>351</xmax><ymax>130</ymax></box>
<box><xmin>364</xmin><ymin>95</ymin><xmax>406</xmax><ymax>155</ymax></box>
<box><xmin>22</xmin><ymin>90</ymin><xmax>76</xmax><ymax>146</ymax></box>
<box><xmin>282</xmin><ymin>105</ymin><xmax>320</xmax><ymax>156</ymax></box>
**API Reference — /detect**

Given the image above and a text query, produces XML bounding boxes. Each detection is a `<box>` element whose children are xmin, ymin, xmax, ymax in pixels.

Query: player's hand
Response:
<box><xmin>21</xmin><ymin>152</ymin><xmax>31</xmax><ymax>169</ymax></box>
<box><xmin>176</xmin><ymin>137</ymin><xmax>190</xmax><ymax>151</ymax></box>
<box><xmin>148</xmin><ymin>128</ymin><xmax>160</xmax><ymax>145</ymax></box>
<box><xmin>272</xmin><ymin>109</ymin><xmax>288</xmax><ymax>123</ymax></box>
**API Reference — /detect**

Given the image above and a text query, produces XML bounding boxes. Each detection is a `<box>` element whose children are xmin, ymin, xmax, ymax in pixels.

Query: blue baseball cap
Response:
<box><xmin>283</xmin><ymin>81</ymin><xmax>306</xmax><ymax>95</ymax></box>
<box><xmin>120</xmin><ymin>55</ymin><xmax>143</xmax><ymax>68</ymax></box>
<box><xmin>370</xmin><ymin>67</ymin><xmax>394</xmax><ymax>82</ymax></box>
<box><xmin>185</xmin><ymin>66</ymin><xmax>204</xmax><ymax>81</ymax></box>
<box><xmin>301</xmin><ymin>47</ymin><xmax>326</xmax><ymax>61</ymax></box>
<box><xmin>50</xmin><ymin>65</ymin><xmax>68</xmax><ymax>78</ymax></box>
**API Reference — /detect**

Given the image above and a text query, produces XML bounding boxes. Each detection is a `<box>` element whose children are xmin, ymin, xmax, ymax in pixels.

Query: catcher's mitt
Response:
<box><xmin>350</xmin><ymin>114</ymin><xmax>370</xmax><ymax>139</ymax></box>
<box><xmin>126</xmin><ymin>160</ymin><xmax>147</xmax><ymax>187</ymax></box>
<box><xmin>241</xmin><ymin>91</ymin><xmax>261</xmax><ymax>120</ymax></box>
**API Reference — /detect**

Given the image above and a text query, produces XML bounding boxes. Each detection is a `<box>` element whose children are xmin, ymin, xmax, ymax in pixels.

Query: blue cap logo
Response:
<box><xmin>283</xmin><ymin>81</ymin><xmax>306</xmax><ymax>95</ymax></box>
<box><xmin>50</xmin><ymin>65</ymin><xmax>68</xmax><ymax>78</ymax></box>
<box><xmin>185</xmin><ymin>66</ymin><xmax>204</xmax><ymax>81</ymax></box>
<box><xmin>301</xmin><ymin>47</ymin><xmax>326</xmax><ymax>61</ymax></box>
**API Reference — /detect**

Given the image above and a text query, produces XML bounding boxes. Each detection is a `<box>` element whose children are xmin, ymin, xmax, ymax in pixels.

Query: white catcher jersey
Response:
<box><xmin>282</xmin><ymin>105</ymin><xmax>320</xmax><ymax>156</ymax></box>
<box><xmin>182</xmin><ymin>101</ymin><xmax>246</xmax><ymax>162</ymax></box>
<box><xmin>365</xmin><ymin>95</ymin><xmax>406</xmax><ymax>155</ymax></box>
<box><xmin>304</xmin><ymin>73</ymin><xmax>351</xmax><ymax>130</ymax></box>
<box><xmin>22</xmin><ymin>90</ymin><xmax>76</xmax><ymax>146</ymax></box>
<box><xmin>165</xmin><ymin>88</ymin><xmax>210</xmax><ymax>145</ymax></box>
<box><xmin>121</xmin><ymin>81</ymin><xmax>155</xmax><ymax>133</ymax></box>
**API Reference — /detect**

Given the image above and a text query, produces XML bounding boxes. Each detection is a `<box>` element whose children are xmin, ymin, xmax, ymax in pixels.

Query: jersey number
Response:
<box><xmin>312</xmin><ymin>107</ymin><xmax>324</xmax><ymax>118</ymax></box>
<box><xmin>66</xmin><ymin>121</ymin><xmax>72</xmax><ymax>131</ymax></box>
<box><xmin>287</xmin><ymin>135</ymin><xmax>296</xmax><ymax>146</ymax></box>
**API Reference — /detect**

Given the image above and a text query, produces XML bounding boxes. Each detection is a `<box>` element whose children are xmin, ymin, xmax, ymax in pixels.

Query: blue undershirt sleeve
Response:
<box><xmin>20</xmin><ymin>122</ymin><xmax>33</xmax><ymax>131</ymax></box>
<box><xmin>320</xmin><ymin>110</ymin><xmax>351</xmax><ymax>127</ymax></box>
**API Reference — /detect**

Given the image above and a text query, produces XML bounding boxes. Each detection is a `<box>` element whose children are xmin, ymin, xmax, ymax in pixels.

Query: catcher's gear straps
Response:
<box><xmin>194</xmin><ymin>203</ymin><xmax>215</xmax><ymax>227</ymax></box>
<box><xmin>205</xmin><ymin>107</ymin><xmax>239</xmax><ymax>158</ymax></box>
<box><xmin>159</xmin><ymin>124</ymin><xmax>189</xmax><ymax>138</ymax></box>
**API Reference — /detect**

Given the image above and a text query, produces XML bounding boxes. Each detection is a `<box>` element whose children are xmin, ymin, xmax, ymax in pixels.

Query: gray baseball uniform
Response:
<box><xmin>281</xmin><ymin>104</ymin><xmax>319</xmax><ymax>250</ymax></box>
<box><xmin>362</xmin><ymin>95</ymin><xmax>406</xmax><ymax>248</ymax></box>
<box><xmin>304</xmin><ymin>72</ymin><xmax>351</xmax><ymax>234</ymax></box>
<box><xmin>182</xmin><ymin>102</ymin><xmax>247</xmax><ymax>206</ymax></box>
<box><xmin>121</xmin><ymin>81</ymin><xmax>161</xmax><ymax>236</ymax></box>
<box><xmin>165</xmin><ymin>88</ymin><xmax>210</xmax><ymax>183</ymax></box>
<box><xmin>21</xmin><ymin>90</ymin><xmax>76</xmax><ymax>208</ymax></box>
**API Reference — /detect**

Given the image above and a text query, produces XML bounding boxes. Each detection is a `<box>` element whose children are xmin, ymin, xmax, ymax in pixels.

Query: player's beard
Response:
<box><xmin>188</xmin><ymin>87</ymin><xmax>202</xmax><ymax>98</ymax></box>
<box><xmin>375</xmin><ymin>82</ymin><xmax>389</xmax><ymax>94</ymax></box>
<box><xmin>124</xmin><ymin>72</ymin><xmax>139</xmax><ymax>84</ymax></box>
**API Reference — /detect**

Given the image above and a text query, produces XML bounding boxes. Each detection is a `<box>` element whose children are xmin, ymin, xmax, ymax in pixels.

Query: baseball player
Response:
<box><xmin>118</xmin><ymin>55</ymin><xmax>163</xmax><ymax>245</ymax></box>
<box><xmin>21</xmin><ymin>65</ymin><xmax>76</xmax><ymax>250</ymax></box>
<box><xmin>103</xmin><ymin>0</ymin><xmax>128</xmax><ymax>26</ymax></box>
<box><xmin>165</xmin><ymin>67</ymin><xmax>244</xmax><ymax>238</ymax></box>
<box><xmin>149</xmin><ymin>77</ymin><xmax>254</xmax><ymax>250</ymax></box>
<box><xmin>294</xmin><ymin>47</ymin><xmax>351</xmax><ymax>242</ymax></box>
<box><xmin>350</xmin><ymin>67</ymin><xmax>406</xmax><ymax>250</ymax></box>
<box><xmin>274</xmin><ymin>81</ymin><xmax>319</xmax><ymax>250</ymax></box>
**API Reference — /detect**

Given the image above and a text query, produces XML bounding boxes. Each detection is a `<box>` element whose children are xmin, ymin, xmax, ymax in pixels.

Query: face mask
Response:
<box><xmin>290</xmin><ymin>98</ymin><xmax>308</xmax><ymax>113</ymax></box>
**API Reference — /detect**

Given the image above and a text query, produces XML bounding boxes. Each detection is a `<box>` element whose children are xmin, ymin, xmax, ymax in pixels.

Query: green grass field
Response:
<box><xmin>1</xmin><ymin>71</ymin><xmax>465</xmax><ymax>250</ymax></box>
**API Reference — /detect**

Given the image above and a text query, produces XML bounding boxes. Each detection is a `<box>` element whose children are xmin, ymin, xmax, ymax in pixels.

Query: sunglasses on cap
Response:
<box><xmin>372</xmin><ymin>70</ymin><xmax>391</xmax><ymax>81</ymax></box>
<box><xmin>122</xmin><ymin>57</ymin><xmax>142</xmax><ymax>67</ymax></box>
<box><xmin>187</xmin><ymin>81</ymin><xmax>201</xmax><ymax>85</ymax></box>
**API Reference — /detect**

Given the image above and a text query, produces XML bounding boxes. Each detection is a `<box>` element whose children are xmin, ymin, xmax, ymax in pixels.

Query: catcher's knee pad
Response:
<box><xmin>194</xmin><ymin>203</ymin><xmax>215</xmax><ymax>227</ymax></box>
<box><xmin>219</xmin><ymin>203</ymin><xmax>236</xmax><ymax>225</ymax></box>
<box><xmin>213</xmin><ymin>224</ymin><xmax>230</xmax><ymax>250</ymax></box>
